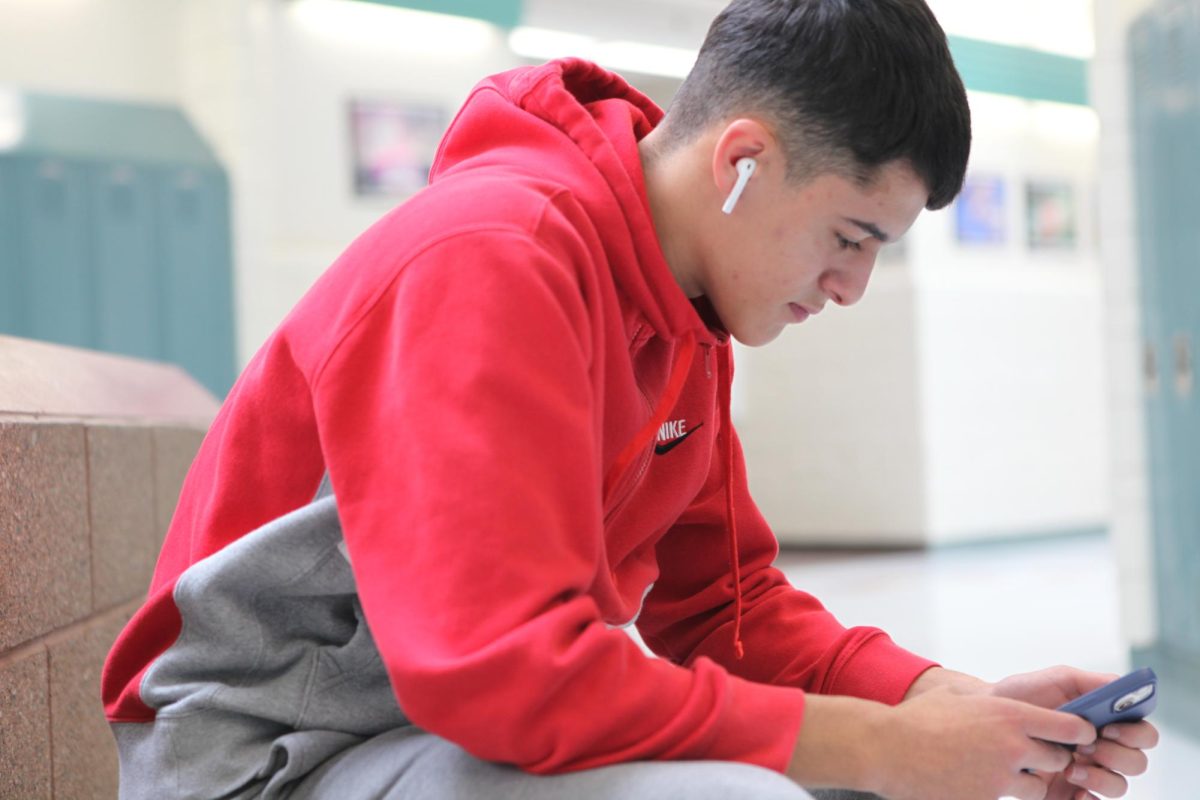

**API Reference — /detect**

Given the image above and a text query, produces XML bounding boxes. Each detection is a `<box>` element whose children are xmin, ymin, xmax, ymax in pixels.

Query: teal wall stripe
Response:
<box><xmin>948</xmin><ymin>36</ymin><xmax>1090</xmax><ymax>107</ymax></box>
<box><xmin>347</xmin><ymin>5</ymin><xmax>1090</xmax><ymax>107</ymax></box>
<box><xmin>356</xmin><ymin>0</ymin><xmax>522</xmax><ymax>28</ymax></box>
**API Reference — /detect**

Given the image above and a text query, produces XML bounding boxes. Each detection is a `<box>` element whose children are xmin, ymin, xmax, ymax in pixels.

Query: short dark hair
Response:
<box><xmin>659</xmin><ymin>0</ymin><xmax>971</xmax><ymax>210</ymax></box>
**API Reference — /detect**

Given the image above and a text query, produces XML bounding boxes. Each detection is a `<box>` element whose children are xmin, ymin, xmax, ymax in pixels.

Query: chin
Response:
<box><xmin>730</xmin><ymin>324</ymin><xmax>784</xmax><ymax>348</ymax></box>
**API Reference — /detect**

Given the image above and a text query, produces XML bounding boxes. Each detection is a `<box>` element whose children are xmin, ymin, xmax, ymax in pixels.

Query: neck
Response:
<box><xmin>638</xmin><ymin>128</ymin><xmax>707</xmax><ymax>299</ymax></box>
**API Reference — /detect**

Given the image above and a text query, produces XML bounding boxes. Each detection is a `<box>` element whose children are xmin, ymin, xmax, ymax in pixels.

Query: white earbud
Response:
<box><xmin>721</xmin><ymin>157</ymin><xmax>757</xmax><ymax>215</ymax></box>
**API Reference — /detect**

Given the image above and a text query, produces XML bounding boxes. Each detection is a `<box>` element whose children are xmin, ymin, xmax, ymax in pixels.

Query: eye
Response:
<box><xmin>836</xmin><ymin>233</ymin><xmax>863</xmax><ymax>252</ymax></box>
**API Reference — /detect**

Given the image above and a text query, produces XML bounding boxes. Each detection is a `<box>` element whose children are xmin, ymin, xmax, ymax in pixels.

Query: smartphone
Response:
<box><xmin>1057</xmin><ymin>667</ymin><xmax>1157</xmax><ymax>729</ymax></box>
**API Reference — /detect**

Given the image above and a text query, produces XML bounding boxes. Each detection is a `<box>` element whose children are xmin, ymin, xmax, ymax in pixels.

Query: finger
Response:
<box><xmin>1100</xmin><ymin>720</ymin><xmax>1160</xmax><ymax>750</ymax></box>
<box><xmin>1009</xmin><ymin>769</ymin><xmax>1051</xmax><ymax>800</ymax></box>
<box><xmin>1085</xmin><ymin>739</ymin><xmax>1150</xmax><ymax>777</ymax></box>
<box><xmin>1065</xmin><ymin>760</ymin><xmax>1130</xmax><ymax>798</ymax></box>
<box><xmin>1023</xmin><ymin>707</ymin><xmax>1097</xmax><ymax>746</ymax></box>
<box><xmin>1025</xmin><ymin>740</ymin><xmax>1075</xmax><ymax>774</ymax></box>
<box><xmin>1065</xmin><ymin>669</ymin><xmax>1123</xmax><ymax>696</ymax></box>
<box><xmin>1035</xmin><ymin>667</ymin><xmax>1122</xmax><ymax>704</ymax></box>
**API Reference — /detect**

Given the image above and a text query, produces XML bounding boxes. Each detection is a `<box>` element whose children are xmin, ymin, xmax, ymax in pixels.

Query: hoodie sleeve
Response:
<box><xmin>638</xmin><ymin>421</ymin><xmax>938</xmax><ymax>705</ymax></box>
<box><xmin>311</xmin><ymin>226</ymin><xmax>807</xmax><ymax>775</ymax></box>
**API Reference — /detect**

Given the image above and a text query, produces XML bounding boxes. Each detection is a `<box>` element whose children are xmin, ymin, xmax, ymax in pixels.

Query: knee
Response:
<box><xmin>659</xmin><ymin>761</ymin><xmax>813</xmax><ymax>800</ymax></box>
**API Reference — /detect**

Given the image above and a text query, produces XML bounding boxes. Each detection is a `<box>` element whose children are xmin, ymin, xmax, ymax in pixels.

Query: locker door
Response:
<box><xmin>89</xmin><ymin>161</ymin><xmax>161</xmax><ymax>360</ymax></box>
<box><xmin>15</xmin><ymin>156</ymin><xmax>93</xmax><ymax>348</ymax></box>
<box><xmin>1174</xmin><ymin>2</ymin><xmax>1200</xmax><ymax>653</ymax></box>
<box><xmin>1157</xmin><ymin>2</ymin><xmax>1200</xmax><ymax>655</ymax></box>
<box><xmin>1130</xmin><ymin>11</ymin><xmax>1177</xmax><ymax>652</ymax></box>
<box><xmin>0</xmin><ymin>158</ymin><xmax>22</xmax><ymax>334</ymax></box>
<box><xmin>1132</xmin><ymin>1</ymin><xmax>1200</xmax><ymax>658</ymax></box>
<box><xmin>156</xmin><ymin>166</ymin><xmax>236</xmax><ymax>396</ymax></box>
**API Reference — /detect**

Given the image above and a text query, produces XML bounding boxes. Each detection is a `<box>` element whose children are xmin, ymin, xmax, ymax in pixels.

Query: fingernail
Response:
<box><xmin>1103</xmin><ymin>727</ymin><xmax>1121</xmax><ymax>741</ymax></box>
<box><xmin>1078</xmin><ymin>744</ymin><xmax>1096</xmax><ymax>755</ymax></box>
<box><xmin>1070</xmin><ymin>765</ymin><xmax>1089</xmax><ymax>783</ymax></box>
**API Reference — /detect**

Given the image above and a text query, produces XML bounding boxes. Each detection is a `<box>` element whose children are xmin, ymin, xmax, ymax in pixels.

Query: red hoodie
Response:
<box><xmin>103</xmin><ymin>59</ymin><xmax>935</xmax><ymax>775</ymax></box>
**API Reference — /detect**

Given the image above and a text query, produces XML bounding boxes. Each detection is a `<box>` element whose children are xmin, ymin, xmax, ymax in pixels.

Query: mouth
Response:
<box><xmin>788</xmin><ymin>303</ymin><xmax>813</xmax><ymax>323</ymax></box>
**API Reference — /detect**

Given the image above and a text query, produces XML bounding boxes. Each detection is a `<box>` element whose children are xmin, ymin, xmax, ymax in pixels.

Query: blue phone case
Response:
<box><xmin>1057</xmin><ymin>667</ymin><xmax>1157</xmax><ymax>729</ymax></box>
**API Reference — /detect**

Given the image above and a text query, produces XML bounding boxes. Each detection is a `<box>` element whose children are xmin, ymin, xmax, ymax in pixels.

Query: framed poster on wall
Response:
<box><xmin>954</xmin><ymin>174</ymin><xmax>1007</xmax><ymax>245</ymax></box>
<box><xmin>349</xmin><ymin>99</ymin><xmax>447</xmax><ymax>198</ymax></box>
<box><xmin>1026</xmin><ymin>181</ymin><xmax>1078</xmax><ymax>250</ymax></box>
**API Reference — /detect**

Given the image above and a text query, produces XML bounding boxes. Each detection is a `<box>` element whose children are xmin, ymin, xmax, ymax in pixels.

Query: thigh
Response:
<box><xmin>285</xmin><ymin>727</ymin><xmax>815</xmax><ymax>800</ymax></box>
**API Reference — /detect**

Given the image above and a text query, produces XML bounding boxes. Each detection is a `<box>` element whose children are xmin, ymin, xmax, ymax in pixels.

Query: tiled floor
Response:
<box><xmin>774</xmin><ymin>533</ymin><xmax>1198</xmax><ymax>800</ymax></box>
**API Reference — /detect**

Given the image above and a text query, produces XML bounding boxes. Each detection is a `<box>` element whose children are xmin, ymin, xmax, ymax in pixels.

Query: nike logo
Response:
<box><xmin>655</xmin><ymin>422</ymin><xmax>704</xmax><ymax>455</ymax></box>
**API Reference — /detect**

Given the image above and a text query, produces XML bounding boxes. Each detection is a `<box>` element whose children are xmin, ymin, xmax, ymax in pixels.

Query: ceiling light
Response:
<box><xmin>0</xmin><ymin>86</ymin><xmax>25</xmax><ymax>152</ymax></box>
<box><xmin>290</xmin><ymin>0</ymin><xmax>499</xmax><ymax>57</ymax></box>
<box><xmin>509</xmin><ymin>26</ymin><xmax>697</xmax><ymax>79</ymax></box>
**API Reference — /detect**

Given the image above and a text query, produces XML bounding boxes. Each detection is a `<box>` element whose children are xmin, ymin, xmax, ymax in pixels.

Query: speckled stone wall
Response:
<box><xmin>0</xmin><ymin>336</ymin><xmax>218</xmax><ymax>799</ymax></box>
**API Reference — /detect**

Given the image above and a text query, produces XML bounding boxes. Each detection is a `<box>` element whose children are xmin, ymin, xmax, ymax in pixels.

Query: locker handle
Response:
<box><xmin>1174</xmin><ymin>333</ymin><xmax>1193</xmax><ymax>399</ymax></box>
<box><xmin>1144</xmin><ymin>341</ymin><xmax>1160</xmax><ymax>396</ymax></box>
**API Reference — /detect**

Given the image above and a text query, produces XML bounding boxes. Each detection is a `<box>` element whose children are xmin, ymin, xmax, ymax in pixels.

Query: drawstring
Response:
<box><xmin>603</xmin><ymin>335</ymin><xmax>698</xmax><ymax>500</ymax></box>
<box><xmin>717</xmin><ymin>346</ymin><xmax>745</xmax><ymax>660</ymax></box>
<box><xmin>601</xmin><ymin>333</ymin><xmax>745</xmax><ymax>662</ymax></box>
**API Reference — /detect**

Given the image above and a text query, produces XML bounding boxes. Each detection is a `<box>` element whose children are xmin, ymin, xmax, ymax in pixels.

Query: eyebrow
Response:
<box><xmin>845</xmin><ymin>218</ymin><xmax>890</xmax><ymax>243</ymax></box>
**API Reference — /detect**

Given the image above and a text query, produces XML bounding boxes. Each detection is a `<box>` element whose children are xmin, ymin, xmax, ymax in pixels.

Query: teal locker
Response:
<box><xmin>1130</xmin><ymin>0</ymin><xmax>1200</xmax><ymax>726</ymax></box>
<box><xmin>0</xmin><ymin>93</ymin><xmax>236</xmax><ymax>398</ymax></box>
<box><xmin>0</xmin><ymin>160</ymin><xmax>21</xmax><ymax>333</ymax></box>
<box><xmin>89</xmin><ymin>161</ymin><xmax>161</xmax><ymax>360</ymax></box>
<box><xmin>16</xmin><ymin>156</ymin><xmax>94</xmax><ymax>348</ymax></box>
<box><xmin>156</xmin><ymin>166</ymin><xmax>236</xmax><ymax>396</ymax></box>
<box><xmin>1162</xmin><ymin>2</ymin><xmax>1200</xmax><ymax>655</ymax></box>
<box><xmin>1182</xmin><ymin>5</ymin><xmax>1200</xmax><ymax>655</ymax></box>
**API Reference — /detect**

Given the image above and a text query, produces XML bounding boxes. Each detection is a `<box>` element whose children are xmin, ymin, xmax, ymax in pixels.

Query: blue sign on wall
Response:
<box><xmin>955</xmin><ymin>175</ymin><xmax>1007</xmax><ymax>246</ymax></box>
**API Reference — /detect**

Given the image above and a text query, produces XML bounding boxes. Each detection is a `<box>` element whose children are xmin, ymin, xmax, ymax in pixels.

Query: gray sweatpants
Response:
<box><xmin>114</xmin><ymin>718</ymin><xmax>878</xmax><ymax>800</ymax></box>
<box><xmin>285</xmin><ymin>725</ymin><xmax>879</xmax><ymax>800</ymax></box>
<box><xmin>112</xmin><ymin>488</ymin><xmax>881</xmax><ymax>800</ymax></box>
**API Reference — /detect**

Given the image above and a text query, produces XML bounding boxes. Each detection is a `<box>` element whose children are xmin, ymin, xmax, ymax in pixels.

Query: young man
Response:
<box><xmin>103</xmin><ymin>1</ymin><xmax>1157</xmax><ymax>798</ymax></box>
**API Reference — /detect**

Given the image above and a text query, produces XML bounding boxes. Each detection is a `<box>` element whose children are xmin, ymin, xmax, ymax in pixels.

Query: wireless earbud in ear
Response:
<box><xmin>721</xmin><ymin>157</ymin><xmax>757</xmax><ymax>215</ymax></box>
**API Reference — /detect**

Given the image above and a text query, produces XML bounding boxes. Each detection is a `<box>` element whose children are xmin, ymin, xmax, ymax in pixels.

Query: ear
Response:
<box><xmin>710</xmin><ymin>118</ymin><xmax>776</xmax><ymax>199</ymax></box>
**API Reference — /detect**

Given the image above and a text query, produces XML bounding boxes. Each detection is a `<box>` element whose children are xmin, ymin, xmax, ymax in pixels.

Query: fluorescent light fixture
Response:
<box><xmin>0</xmin><ymin>86</ymin><xmax>25</xmax><ymax>152</ymax></box>
<box><xmin>967</xmin><ymin>91</ymin><xmax>1099</xmax><ymax>143</ymax></box>
<box><xmin>967</xmin><ymin>90</ymin><xmax>1033</xmax><ymax>134</ymax></box>
<box><xmin>290</xmin><ymin>0</ymin><xmax>499</xmax><ymax>57</ymax></box>
<box><xmin>508</xmin><ymin>26</ymin><xmax>594</xmax><ymax>61</ymax></box>
<box><xmin>509</xmin><ymin>26</ymin><xmax>697</xmax><ymax>79</ymax></box>
<box><xmin>595</xmin><ymin>41</ymin><xmax>697</xmax><ymax>80</ymax></box>
<box><xmin>1030</xmin><ymin>100</ymin><xmax>1100</xmax><ymax>143</ymax></box>
<box><xmin>925</xmin><ymin>0</ymin><xmax>1094</xmax><ymax>58</ymax></box>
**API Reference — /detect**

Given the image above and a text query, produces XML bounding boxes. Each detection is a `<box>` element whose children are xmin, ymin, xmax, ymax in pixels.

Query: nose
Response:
<box><xmin>820</xmin><ymin>260</ymin><xmax>875</xmax><ymax>307</ymax></box>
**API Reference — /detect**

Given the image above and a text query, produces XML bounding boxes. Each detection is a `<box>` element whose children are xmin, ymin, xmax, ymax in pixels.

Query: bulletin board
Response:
<box><xmin>955</xmin><ymin>174</ymin><xmax>1007</xmax><ymax>246</ymax></box>
<box><xmin>1026</xmin><ymin>181</ymin><xmax>1078</xmax><ymax>250</ymax></box>
<box><xmin>349</xmin><ymin>99</ymin><xmax>446</xmax><ymax>198</ymax></box>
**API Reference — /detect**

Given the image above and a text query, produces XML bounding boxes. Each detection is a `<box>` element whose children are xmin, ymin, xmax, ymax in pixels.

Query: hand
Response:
<box><xmin>990</xmin><ymin>666</ymin><xmax>1159</xmax><ymax>799</ymax></box>
<box><xmin>867</xmin><ymin>685</ymin><xmax>1096</xmax><ymax>800</ymax></box>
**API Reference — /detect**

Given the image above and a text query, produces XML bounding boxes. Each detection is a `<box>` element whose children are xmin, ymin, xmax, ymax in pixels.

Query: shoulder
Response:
<box><xmin>288</xmin><ymin>171</ymin><xmax>609</xmax><ymax>380</ymax></box>
<box><xmin>391</xmin><ymin>171</ymin><xmax>591</xmax><ymax>248</ymax></box>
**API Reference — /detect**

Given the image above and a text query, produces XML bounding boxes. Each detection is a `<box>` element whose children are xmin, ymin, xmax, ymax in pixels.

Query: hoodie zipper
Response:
<box><xmin>604</xmin><ymin>376</ymin><xmax>652</xmax><ymax>522</ymax></box>
<box><xmin>603</xmin><ymin>326</ymin><xmax>658</xmax><ymax>524</ymax></box>
<box><xmin>602</xmin><ymin>383</ymin><xmax>655</xmax><ymax>525</ymax></box>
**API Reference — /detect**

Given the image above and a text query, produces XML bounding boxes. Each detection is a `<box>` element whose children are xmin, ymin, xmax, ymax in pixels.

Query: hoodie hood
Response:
<box><xmin>430</xmin><ymin>58</ymin><xmax>717</xmax><ymax>346</ymax></box>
